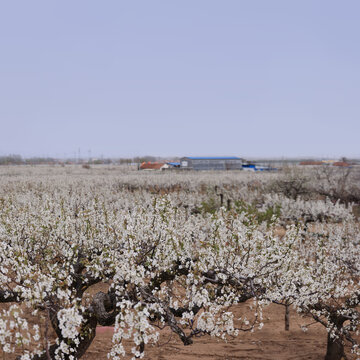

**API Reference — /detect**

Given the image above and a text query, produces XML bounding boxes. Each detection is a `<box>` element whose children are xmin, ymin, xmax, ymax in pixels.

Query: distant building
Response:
<box><xmin>139</xmin><ymin>162</ymin><xmax>169</xmax><ymax>170</ymax></box>
<box><xmin>180</xmin><ymin>157</ymin><xmax>242</xmax><ymax>171</ymax></box>
<box><xmin>242</xmin><ymin>164</ymin><xmax>257</xmax><ymax>171</ymax></box>
<box><xmin>299</xmin><ymin>161</ymin><xmax>323</xmax><ymax>166</ymax></box>
<box><xmin>242</xmin><ymin>164</ymin><xmax>278</xmax><ymax>172</ymax></box>
<box><xmin>167</xmin><ymin>162</ymin><xmax>180</xmax><ymax>168</ymax></box>
<box><xmin>333</xmin><ymin>162</ymin><xmax>351</xmax><ymax>167</ymax></box>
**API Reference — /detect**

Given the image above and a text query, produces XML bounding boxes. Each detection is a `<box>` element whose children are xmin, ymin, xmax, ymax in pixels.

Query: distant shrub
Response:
<box><xmin>269</xmin><ymin>167</ymin><xmax>310</xmax><ymax>200</ymax></box>
<box><xmin>193</xmin><ymin>197</ymin><xmax>219</xmax><ymax>214</ymax></box>
<box><xmin>235</xmin><ymin>199</ymin><xmax>281</xmax><ymax>225</ymax></box>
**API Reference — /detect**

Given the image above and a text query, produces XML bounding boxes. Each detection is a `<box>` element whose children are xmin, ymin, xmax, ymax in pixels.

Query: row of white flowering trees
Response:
<box><xmin>0</xmin><ymin>168</ymin><xmax>359</xmax><ymax>360</ymax></box>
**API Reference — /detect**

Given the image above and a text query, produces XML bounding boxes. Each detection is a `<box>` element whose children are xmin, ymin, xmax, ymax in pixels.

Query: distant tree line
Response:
<box><xmin>0</xmin><ymin>155</ymin><xmax>56</xmax><ymax>165</ymax></box>
<box><xmin>0</xmin><ymin>154</ymin><xmax>178</xmax><ymax>165</ymax></box>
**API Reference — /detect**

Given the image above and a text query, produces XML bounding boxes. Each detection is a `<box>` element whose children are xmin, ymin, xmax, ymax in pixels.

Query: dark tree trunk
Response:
<box><xmin>30</xmin><ymin>315</ymin><xmax>97</xmax><ymax>360</ymax></box>
<box><xmin>284</xmin><ymin>304</ymin><xmax>290</xmax><ymax>331</ymax></box>
<box><xmin>324</xmin><ymin>333</ymin><xmax>344</xmax><ymax>360</ymax></box>
<box><xmin>29</xmin><ymin>292</ymin><xmax>115</xmax><ymax>360</ymax></box>
<box><xmin>323</xmin><ymin>313</ymin><xmax>347</xmax><ymax>360</ymax></box>
<box><xmin>227</xmin><ymin>199</ymin><xmax>231</xmax><ymax>211</ymax></box>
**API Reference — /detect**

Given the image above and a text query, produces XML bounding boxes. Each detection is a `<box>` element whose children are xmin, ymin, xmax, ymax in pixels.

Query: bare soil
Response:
<box><xmin>1</xmin><ymin>293</ymin><xmax>355</xmax><ymax>359</ymax></box>
<box><xmin>78</xmin><ymin>282</ymin><xmax>333</xmax><ymax>359</ymax></box>
<box><xmin>84</xmin><ymin>303</ymin><xmax>332</xmax><ymax>360</ymax></box>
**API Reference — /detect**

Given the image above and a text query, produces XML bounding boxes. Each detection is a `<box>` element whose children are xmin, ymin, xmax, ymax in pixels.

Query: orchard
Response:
<box><xmin>0</xmin><ymin>165</ymin><xmax>359</xmax><ymax>360</ymax></box>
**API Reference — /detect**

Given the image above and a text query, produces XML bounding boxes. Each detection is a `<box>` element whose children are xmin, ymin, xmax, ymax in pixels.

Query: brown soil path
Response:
<box><xmin>83</xmin><ymin>304</ymin><xmax>330</xmax><ymax>360</ymax></box>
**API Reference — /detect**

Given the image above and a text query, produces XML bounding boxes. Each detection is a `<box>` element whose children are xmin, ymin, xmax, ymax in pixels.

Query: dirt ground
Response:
<box><xmin>1</xmin><ymin>295</ymin><xmax>354</xmax><ymax>360</ymax></box>
<box><xmin>83</xmin><ymin>303</ymin><xmax>331</xmax><ymax>360</ymax></box>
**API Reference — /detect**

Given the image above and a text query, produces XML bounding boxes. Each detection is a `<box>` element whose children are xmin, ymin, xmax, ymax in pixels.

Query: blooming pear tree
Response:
<box><xmin>0</xmin><ymin>165</ymin><xmax>359</xmax><ymax>359</ymax></box>
<box><xmin>0</xmin><ymin>189</ymin><xmax>296</xmax><ymax>359</ymax></box>
<box><xmin>266</xmin><ymin>220</ymin><xmax>360</xmax><ymax>360</ymax></box>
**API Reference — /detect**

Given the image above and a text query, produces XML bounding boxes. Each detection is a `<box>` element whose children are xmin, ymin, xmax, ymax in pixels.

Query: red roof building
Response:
<box><xmin>333</xmin><ymin>162</ymin><xmax>351</xmax><ymax>167</ymax></box>
<box><xmin>139</xmin><ymin>162</ymin><xmax>169</xmax><ymax>170</ymax></box>
<box><xmin>299</xmin><ymin>161</ymin><xmax>323</xmax><ymax>165</ymax></box>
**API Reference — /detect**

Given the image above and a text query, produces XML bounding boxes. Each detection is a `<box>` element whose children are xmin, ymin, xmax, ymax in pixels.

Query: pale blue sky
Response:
<box><xmin>0</xmin><ymin>1</ymin><xmax>359</xmax><ymax>158</ymax></box>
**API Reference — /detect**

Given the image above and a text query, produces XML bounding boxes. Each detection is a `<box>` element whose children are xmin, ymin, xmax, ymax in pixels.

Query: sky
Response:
<box><xmin>0</xmin><ymin>1</ymin><xmax>359</xmax><ymax>159</ymax></box>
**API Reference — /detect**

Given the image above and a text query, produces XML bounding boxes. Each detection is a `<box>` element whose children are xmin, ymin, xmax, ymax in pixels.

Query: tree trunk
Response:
<box><xmin>325</xmin><ymin>333</ymin><xmax>344</xmax><ymax>360</ymax></box>
<box><xmin>284</xmin><ymin>304</ymin><xmax>290</xmax><ymax>331</ymax></box>
<box><xmin>227</xmin><ymin>199</ymin><xmax>231</xmax><ymax>211</ymax></box>
<box><xmin>28</xmin><ymin>289</ymin><xmax>120</xmax><ymax>359</ymax></box>
<box><xmin>31</xmin><ymin>316</ymin><xmax>97</xmax><ymax>360</ymax></box>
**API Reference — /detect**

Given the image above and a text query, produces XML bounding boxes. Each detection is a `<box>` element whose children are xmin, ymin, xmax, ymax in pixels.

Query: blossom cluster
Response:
<box><xmin>0</xmin><ymin>165</ymin><xmax>359</xmax><ymax>359</ymax></box>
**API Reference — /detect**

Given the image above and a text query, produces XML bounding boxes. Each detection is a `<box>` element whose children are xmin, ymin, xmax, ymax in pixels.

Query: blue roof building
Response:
<box><xmin>180</xmin><ymin>157</ymin><xmax>242</xmax><ymax>171</ymax></box>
